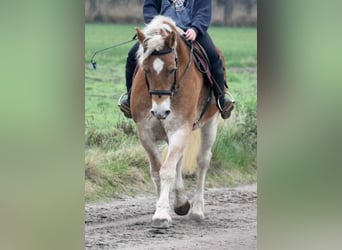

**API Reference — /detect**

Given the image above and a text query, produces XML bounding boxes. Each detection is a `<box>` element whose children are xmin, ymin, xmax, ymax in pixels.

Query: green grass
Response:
<box><xmin>208</xmin><ymin>27</ymin><xmax>257</xmax><ymax>67</ymax></box>
<box><xmin>85</xmin><ymin>24</ymin><xmax>257</xmax><ymax>201</ymax></box>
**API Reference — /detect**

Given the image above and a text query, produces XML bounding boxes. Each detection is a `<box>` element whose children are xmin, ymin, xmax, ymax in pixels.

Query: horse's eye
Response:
<box><xmin>169</xmin><ymin>68</ymin><xmax>176</xmax><ymax>74</ymax></box>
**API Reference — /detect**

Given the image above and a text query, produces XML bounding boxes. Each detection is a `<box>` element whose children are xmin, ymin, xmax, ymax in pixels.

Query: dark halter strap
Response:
<box><xmin>151</xmin><ymin>48</ymin><xmax>173</xmax><ymax>56</ymax></box>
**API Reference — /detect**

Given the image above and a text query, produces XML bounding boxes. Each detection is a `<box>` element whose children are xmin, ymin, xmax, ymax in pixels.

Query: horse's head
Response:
<box><xmin>136</xmin><ymin>16</ymin><xmax>180</xmax><ymax>120</ymax></box>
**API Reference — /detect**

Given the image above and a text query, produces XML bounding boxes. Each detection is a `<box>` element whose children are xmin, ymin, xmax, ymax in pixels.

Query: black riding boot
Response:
<box><xmin>119</xmin><ymin>66</ymin><xmax>134</xmax><ymax>118</ymax></box>
<box><xmin>119</xmin><ymin>43</ymin><xmax>139</xmax><ymax>118</ymax></box>
<box><xmin>211</xmin><ymin>63</ymin><xmax>235</xmax><ymax>119</ymax></box>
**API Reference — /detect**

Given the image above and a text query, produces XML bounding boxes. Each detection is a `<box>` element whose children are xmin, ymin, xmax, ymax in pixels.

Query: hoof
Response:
<box><xmin>174</xmin><ymin>201</ymin><xmax>191</xmax><ymax>216</ymax></box>
<box><xmin>189</xmin><ymin>212</ymin><xmax>204</xmax><ymax>222</ymax></box>
<box><xmin>151</xmin><ymin>219</ymin><xmax>171</xmax><ymax>229</ymax></box>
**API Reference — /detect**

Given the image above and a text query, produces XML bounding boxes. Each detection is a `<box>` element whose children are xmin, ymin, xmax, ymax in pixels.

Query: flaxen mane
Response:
<box><xmin>136</xmin><ymin>15</ymin><xmax>184</xmax><ymax>65</ymax></box>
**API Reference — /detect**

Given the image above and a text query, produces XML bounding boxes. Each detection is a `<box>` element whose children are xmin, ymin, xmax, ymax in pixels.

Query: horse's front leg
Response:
<box><xmin>152</xmin><ymin>127</ymin><xmax>190</xmax><ymax>228</ymax></box>
<box><xmin>173</xmin><ymin>156</ymin><xmax>191</xmax><ymax>216</ymax></box>
<box><xmin>137</xmin><ymin>126</ymin><xmax>162</xmax><ymax>198</ymax></box>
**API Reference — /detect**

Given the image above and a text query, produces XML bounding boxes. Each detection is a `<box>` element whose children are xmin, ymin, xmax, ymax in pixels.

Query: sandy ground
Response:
<box><xmin>85</xmin><ymin>184</ymin><xmax>257</xmax><ymax>250</ymax></box>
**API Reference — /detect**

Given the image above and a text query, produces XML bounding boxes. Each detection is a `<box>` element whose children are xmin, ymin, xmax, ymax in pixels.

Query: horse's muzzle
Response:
<box><xmin>151</xmin><ymin>109</ymin><xmax>171</xmax><ymax>120</ymax></box>
<box><xmin>151</xmin><ymin>98</ymin><xmax>171</xmax><ymax>120</ymax></box>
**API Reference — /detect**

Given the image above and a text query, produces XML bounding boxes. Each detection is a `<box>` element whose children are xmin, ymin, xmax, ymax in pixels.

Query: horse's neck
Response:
<box><xmin>176</xmin><ymin>35</ymin><xmax>190</xmax><ymax>62</ymax></box>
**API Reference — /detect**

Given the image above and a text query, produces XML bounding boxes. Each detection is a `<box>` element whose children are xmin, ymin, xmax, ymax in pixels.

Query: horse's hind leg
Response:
<box><xmin>173</xmin><ymin>156</ymin><xmax>190</xmax><ymax>216</ymax></box>
<box><xmin>190</xmin><ymin>116</ymin><xmax>218</xmax><ymax>221</ymax></box>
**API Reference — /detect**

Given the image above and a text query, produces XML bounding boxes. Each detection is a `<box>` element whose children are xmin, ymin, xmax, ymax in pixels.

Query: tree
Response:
<box><xmin>217</xmin><ymin>0</ymin><xmax>235</xmax><ymax>25</ymax></box>
<box><xmin>85</xmin><ymin>0</ymin><xmax>102</xmax><ymax>22</ymax></box>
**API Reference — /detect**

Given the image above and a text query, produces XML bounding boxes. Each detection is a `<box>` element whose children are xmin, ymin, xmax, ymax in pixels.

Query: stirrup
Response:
<box><xmin>217</xmin><ymin>92</ymin><xmax>235</xmax><ymax>119</ymax></box>
<box><xmin>117</xmin><ymin>92</ymin><xmax>128</xmax><ymax>107</ymax></box>
<box><xmin>118</xmin><ymin>92</ymin><xmax>132</xmax><ymax>118</ymax></box>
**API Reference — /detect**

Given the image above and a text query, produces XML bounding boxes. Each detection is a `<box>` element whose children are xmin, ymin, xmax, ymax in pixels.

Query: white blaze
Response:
<box><xmin>153</xmin><ymin>58</ymin><xmax>164</xmax><ymax>75</ymax></box>
<box><xmin>151</xmin><ymin>98</ymin><xmax>171</xmax><ymax>114</ymax></box>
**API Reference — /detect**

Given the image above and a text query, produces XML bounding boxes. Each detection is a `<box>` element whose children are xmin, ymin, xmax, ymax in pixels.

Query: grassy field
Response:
<box><xmin>85</xmin><ymin>23</ymin><xmax>257</xmax><ymax>201</ymax></box>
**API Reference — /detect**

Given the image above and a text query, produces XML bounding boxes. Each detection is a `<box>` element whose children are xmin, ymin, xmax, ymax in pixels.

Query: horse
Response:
<box><xmin>130</xmin><ymin>15</ymin><xmax>225</xmax><ymax>228</ymax></box>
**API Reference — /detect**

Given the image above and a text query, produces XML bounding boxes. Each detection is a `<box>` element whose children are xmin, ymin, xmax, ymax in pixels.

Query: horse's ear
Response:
<box><xmin>135</xmin><ymin>28</ymin><xmax>145</xmax><ymax>44</ymax></box>
<box><xmin>165</xmin><ymin>31</ymin><xmax>176</xmax><ymax>48</ymax></box>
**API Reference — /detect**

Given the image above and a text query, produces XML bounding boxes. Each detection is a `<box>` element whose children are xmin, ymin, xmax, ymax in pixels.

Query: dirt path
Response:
<box><xmin>85</xmin><ymin>184</ymin><xmax>257</xmax><ymax>250</ymax></box>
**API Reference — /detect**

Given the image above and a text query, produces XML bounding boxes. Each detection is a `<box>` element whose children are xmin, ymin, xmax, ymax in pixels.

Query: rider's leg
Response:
<box><xmin>119</xmin><ymin>42</ymin><xmax>139</xmax><ymax>118</ymax></box>
<box><xmin>196</xmin><ymin>33</ymin><xmax>234</xmax><ymax>119</ymax></box>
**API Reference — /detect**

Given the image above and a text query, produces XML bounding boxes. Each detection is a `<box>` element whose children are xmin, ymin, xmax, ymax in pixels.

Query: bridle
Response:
<box><xmin>145</xmin><ymin>41</ymin><xmax>193</xmax><ymax>98</ymax></box>
<box><xmin>143</xmin><ymin>38</ymin><xmax>212</xmax><ymax>127</ymax></box>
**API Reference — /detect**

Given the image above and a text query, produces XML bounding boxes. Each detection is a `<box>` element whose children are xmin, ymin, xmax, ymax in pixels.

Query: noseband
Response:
<box><xmin>145</xmin><ymin>47</ymin><xmax>178</xmax><ymax>98</ymax></box>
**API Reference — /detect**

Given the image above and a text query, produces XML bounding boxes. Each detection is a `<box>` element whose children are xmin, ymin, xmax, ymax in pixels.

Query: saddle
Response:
<box><xmin>180</xmin><ymin>37</ymin><xmax>221</xmax><ymax>126</ymax></box>
<box><xmin>181</xmin><ymin>37</ymin><xmax>227</xmax><ymax>94</ymax></box>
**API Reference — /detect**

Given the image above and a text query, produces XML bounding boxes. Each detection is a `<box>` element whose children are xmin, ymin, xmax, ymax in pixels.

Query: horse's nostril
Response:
<box><xmin>151</xmin><ymin>110</ymin><xmax>155</xmax><ymax>116</ymax></box>
<box><xmin>165</xmin><ymin>110</ymin><xmax>171</xmax><ymax>116</ymax></box>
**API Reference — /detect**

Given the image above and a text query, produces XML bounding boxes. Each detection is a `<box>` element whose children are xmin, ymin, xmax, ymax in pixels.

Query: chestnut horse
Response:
<box><xmin>130</xmin><ymin>16</ymin><xmax>224</xmax><ymax>228</ymax></box>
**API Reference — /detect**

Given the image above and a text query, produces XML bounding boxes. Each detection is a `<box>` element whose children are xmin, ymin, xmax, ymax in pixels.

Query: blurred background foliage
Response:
<box><xmin>85</xmin><ymin>0</ymin><xmax>257</xmax><ymax>26</ymax></box>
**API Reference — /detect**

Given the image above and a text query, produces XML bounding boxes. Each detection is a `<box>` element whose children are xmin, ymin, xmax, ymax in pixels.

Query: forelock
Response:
<box><xmin>136</xmin><ymin>16</ymin><xmax>179</xmax><ymax>65</ymax></box>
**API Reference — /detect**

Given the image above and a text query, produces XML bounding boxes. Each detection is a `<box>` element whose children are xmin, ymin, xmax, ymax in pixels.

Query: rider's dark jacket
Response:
<box><xmin>143</xmin><ymin>0</ymin><xmax>212</xmax><ymax>36</ymax></box>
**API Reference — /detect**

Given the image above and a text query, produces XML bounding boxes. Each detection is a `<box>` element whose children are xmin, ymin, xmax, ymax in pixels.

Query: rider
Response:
<box><xmin>119</xmin><ymin>0</ymin><xmax>235</xmax><ymax>119</ymax></box>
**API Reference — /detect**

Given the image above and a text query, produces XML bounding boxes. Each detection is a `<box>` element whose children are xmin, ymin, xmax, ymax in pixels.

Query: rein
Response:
<box><xmin>90</xmin><ymin>34</ymin><xmax>137</xmax><ymax>70</ymax></box>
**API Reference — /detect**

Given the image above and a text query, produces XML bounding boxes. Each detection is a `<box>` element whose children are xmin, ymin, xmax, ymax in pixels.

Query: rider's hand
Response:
<box><xmin>185</xmin><ymin>28</ymin><xmax>197</xmax><ymax>41</ymax></box>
